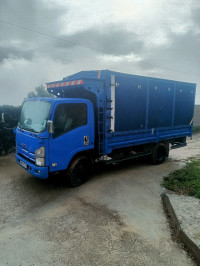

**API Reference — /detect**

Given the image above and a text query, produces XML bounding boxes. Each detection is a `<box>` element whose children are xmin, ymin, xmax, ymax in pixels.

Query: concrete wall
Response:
<box><xmin>193</xmin><ymin>105</ymin><xmax>200</xmax><ymax>126</ymax></box>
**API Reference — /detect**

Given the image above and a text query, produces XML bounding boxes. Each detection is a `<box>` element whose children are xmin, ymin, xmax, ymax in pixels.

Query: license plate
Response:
<box><xmin>20</xmin><ymin>160</ymin><xmax>27</xmax><ymax>169</ymax></box>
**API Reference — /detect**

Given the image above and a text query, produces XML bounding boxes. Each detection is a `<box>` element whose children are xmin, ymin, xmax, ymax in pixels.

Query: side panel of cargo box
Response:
<box><xmin>103</xmin><ymin>71</ymin><xmax>196</xmax><ymax>154</ymax></box>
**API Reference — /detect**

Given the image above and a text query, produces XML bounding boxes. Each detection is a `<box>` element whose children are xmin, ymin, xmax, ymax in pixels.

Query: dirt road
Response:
<box><xmin>0</xmin><ymin>135</ymin><xmax>200</xmax><ymax>265</ymax></box>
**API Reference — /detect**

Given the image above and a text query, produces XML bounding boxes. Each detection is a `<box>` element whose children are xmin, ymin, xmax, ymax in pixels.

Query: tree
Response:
<box><xmin>27</xmin><ymin>85</ymin><xmax>54</xmax><ymax>98</ymax></box>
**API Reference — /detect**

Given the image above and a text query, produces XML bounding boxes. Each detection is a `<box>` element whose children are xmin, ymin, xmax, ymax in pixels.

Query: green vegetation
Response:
<box><xmin>163</xmin><ymin>160</ymin><xmax>200</xmax><ymax>199</ymax></box>
<box><xmin>0</xmin><ymin>105</ymin><xmax>21</xmax><ymax>155</ymax></box>
<box><xmin>193</xmin><ymin>126</ymin><xmax>200</xmax><ymax>134</ymax></box>
<box><xmin>27</xmin><ymin>85</ymin><xmax>54</xmax><ymax>98</ymax></box>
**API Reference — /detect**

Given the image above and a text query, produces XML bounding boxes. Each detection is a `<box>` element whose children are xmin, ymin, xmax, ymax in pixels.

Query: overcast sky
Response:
<box><xmin>0</xmin><ymin>0</ymin><xmax>200</xmax><ymax>106</ymax></box>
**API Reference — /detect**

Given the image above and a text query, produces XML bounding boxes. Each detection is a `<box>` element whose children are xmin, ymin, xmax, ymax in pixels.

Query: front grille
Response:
<box><xmin>18</xmin><ymin>152</ymin><xmax>35</xmax><ymax>164</ymax></box>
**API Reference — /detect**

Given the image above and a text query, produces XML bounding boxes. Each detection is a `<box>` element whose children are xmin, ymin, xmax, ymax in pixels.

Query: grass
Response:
<box><xmin>162</xmin><ymin>160</ymin><xmax>200</xmax><ymax>199</ymax></box>
<box><xmin>193</xmin><ymin>126</ymin><xmax>200</xmax><ymax>134</ymax></box>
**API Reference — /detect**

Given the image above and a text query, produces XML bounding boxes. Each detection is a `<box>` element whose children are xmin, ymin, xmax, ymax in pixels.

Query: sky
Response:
<box><xmin>0</xmin><ymin>0</ymin><xmax>200</xmax><ymax>106</ymax></box>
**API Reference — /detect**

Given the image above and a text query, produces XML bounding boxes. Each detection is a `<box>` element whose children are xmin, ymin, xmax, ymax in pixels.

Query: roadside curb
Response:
<box><xmin>161</xmin><ymin>192</ymin><xmax>200</xmax><ymax>264</ymax></box>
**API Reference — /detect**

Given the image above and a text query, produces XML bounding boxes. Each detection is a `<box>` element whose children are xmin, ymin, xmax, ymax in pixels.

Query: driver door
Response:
<box><xmin>49</xmin><ymin>101</ymin><xmax>93</xmax><ymax>172</ymax></box>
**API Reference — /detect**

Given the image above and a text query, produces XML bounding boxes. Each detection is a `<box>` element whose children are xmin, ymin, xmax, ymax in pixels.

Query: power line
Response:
<box><xmin>0</xmin><ymin>18</ymin><xmax>199</xmax><ymax>78</ymax></box>
<box><xmin>0</xmin><ymin>19</ymin><xmax>98</xmax><ymax>52</ymax></box>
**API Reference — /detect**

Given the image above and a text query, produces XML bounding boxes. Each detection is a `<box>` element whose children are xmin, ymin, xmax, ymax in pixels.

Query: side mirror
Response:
<box><xmin>1</xmin><ymin>113</ymin><xmax>5</xmax><ymax>123</ymax></box>
<box><xmin>47</xmin><ymin>120</ymin><xmax>54</xmax><ymax>134</ymax></box>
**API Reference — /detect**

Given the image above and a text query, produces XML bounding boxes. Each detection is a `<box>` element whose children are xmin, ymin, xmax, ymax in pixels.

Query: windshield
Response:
<box><xmin>18</xmin><ymin>101</ymin><xmax>51</xmax><ymax>133</ymax></box>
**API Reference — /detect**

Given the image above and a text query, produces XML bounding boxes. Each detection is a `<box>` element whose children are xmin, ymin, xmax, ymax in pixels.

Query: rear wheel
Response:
<box><xmin>68</xmin><ymin>156</ymin><xmax>90</xmax><ymax>187</ymax></box>
<box><xmin>151</xmin><ymin>143</ymin><xmax>167</xmax><ymax>165</ymax></box>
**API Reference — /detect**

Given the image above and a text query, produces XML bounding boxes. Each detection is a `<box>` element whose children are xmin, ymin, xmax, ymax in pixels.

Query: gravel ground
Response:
<box><xmin>167</xmin><ymin>193</ymin><xmax>200</xmax><ymax>249</ymax></box>
<box><xmin>0</xmin><ymin>135</ymin><xmax>200</xmax><ymax>265</ymax></box>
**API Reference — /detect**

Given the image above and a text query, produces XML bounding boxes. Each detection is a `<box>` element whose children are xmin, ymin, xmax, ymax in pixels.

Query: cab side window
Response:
<box><xmin>53</xmin><ymin>103</ymin><xmax>87</xmax><ymax>138</ymax></box>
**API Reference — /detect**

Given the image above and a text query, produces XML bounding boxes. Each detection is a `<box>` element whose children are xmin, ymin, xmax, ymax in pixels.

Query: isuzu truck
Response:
<box><xmin>15</xmin><ymin>70</ymin><xmax>196</xmax><ymax>186</ymax></box>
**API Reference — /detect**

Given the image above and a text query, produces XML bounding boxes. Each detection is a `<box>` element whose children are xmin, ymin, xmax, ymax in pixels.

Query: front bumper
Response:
<box><xmin>16</xmin><ymin>154</ymin><xmax>49</xmax><ymax>179</ymax></box>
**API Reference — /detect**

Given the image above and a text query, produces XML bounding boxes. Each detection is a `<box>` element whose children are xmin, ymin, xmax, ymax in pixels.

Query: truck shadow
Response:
<box><xmin>50</xmin><ymin>155</ymin><xmax>154</xmax><ymax>188</ymax></box>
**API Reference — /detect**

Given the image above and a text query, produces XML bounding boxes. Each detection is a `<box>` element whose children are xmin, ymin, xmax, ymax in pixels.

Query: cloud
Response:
<box><xmin>0</xmin><ymin>46</ymin><xmax>34</xmax><ymax>63</ymax></box>
<box><xmin>0</xmin><ymin>0</ymin><xmax>67</xmax><ymax>62</ymax></box>
<box><xmin>0</xmin><ymin>0</ymin><xmax>66</xmax><ymax>34</ymax></box>
<box><xmin>58</xmin><ymin>26</ymin><xmax>144</xmax><ymax>57</ymax></box>
<box><xmin>0</xmin><ymin>0</ymin><xmax>199</xmax><ymax>105</ymax></box>
<box><xmin>0</xmin><ymin>56</ymin><xmax>68</xmax><ymax>106</ymax></box>
<box><xmin>191</xmin><ymin>7</ymin><xmax>200</xmax><ymax>30</ymax></box>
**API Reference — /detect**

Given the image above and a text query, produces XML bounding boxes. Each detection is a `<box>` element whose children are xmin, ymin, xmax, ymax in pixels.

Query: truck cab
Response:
<box><xmin>16</xmin><ymin>97</ymin><xmax>95</xmax><ymax>182</ymax></box>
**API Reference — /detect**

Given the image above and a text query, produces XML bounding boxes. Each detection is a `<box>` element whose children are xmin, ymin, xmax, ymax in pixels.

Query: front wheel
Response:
<box><xmin>151</xmin><ymin>143</ymin><xmax>167</xmax><ymax>165</ymax></box>
<box><xmin>67</xmin><ymin>156</ymin><xmax>90</xmax><ymax>187</ymax></box>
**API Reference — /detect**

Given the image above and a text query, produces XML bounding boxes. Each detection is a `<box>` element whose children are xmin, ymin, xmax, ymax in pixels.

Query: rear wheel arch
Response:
<box><xmin>67</xmin><ymin>150</ymin><xmax>95</xmax><ymax>170</ymax></box>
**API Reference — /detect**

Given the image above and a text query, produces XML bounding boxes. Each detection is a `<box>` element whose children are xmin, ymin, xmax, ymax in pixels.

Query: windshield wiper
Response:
<box><xmin>18</xmin><ymin>124</ymin><xmax>38</xmax><ymax>133</ymax></box>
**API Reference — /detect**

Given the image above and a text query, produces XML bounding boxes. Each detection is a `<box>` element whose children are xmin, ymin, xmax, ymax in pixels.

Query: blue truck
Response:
<box><xmin>15</xmin><ymin>70</ymin><xmax>196</xmax><ymax>186</ymax></box>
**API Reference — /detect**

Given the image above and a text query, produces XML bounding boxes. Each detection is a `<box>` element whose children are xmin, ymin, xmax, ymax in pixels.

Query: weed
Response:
<box><xmin>162</xmin><ymin>160</ymin><xmax>200</xmax><ymax>199</ymax></box>
<box><xmin>193</xmin><ymin>126</ymin><xmax>200</xmax><ymax>134</ymax></box>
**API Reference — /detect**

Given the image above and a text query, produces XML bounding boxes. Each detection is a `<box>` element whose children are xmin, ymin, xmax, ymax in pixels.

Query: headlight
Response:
<box><xmin>35</xmin><ymin>146</ymin><xmax>45</xmax><ymax>157</ymax></box>
<box><xmin>35</xmin><ymin>157</ymin><xmax>45</xmax><ymax>167</ymax></box>
<box><xmin>35</xmin><ymin>147</ymin><xmax>45</xmax><ymax>167</ymax></box>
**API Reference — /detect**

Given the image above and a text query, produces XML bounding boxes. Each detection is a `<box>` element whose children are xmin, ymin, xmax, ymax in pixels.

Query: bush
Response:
<box><xmin>193</xmin><ymin>126</ymin><xmax>200</xmax><ymax>134</ymax></box>
<box><xmin>0</xmin><ymin>105</ymin><xmax>22</xmax><ymax>156</ymax></box>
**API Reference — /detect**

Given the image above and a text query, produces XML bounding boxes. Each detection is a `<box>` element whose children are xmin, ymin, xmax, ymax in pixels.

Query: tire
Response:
<box><xmin>68</xmin><ymin>156</ymin><xmax>90</xmax><ymax>187</ymax></box>
<box><xmin>151</xmin><ymin>143</ymin><xmax>167</xmax><ymax>165</ymax></box>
